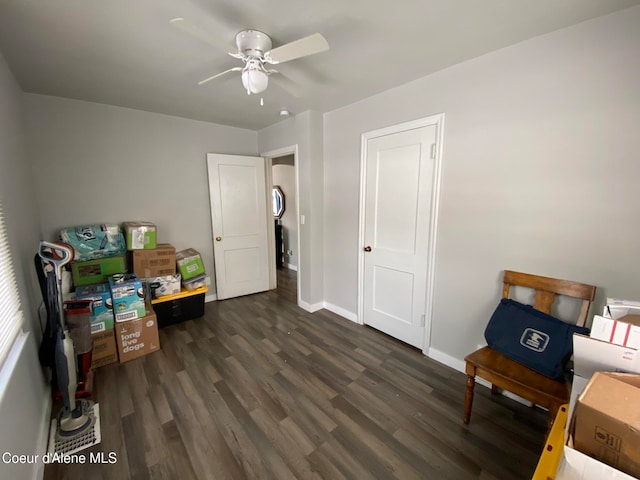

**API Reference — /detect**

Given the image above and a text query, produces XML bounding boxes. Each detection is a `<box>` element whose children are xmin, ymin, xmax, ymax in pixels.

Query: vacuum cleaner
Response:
<box><xmin>38</xmin><ymin>241</ymin><xmax>100</xmax><ymax>453</ymax></box>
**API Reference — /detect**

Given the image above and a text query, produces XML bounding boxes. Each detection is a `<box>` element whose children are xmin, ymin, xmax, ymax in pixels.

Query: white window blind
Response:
<box><xmin>0</xmin><ymin>202</ymin><xmax>23</xmax><ymax>367</ymax></box>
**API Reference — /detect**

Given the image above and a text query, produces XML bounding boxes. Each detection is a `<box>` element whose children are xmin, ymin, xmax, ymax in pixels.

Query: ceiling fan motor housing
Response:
<box><xmin>236</xmin><ymin>30</ymin><xmax>273</xmax><ymax>58</ymax></box>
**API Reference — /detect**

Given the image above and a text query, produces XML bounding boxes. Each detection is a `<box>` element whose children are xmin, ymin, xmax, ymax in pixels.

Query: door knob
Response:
<box><xmin>363</xmin><ymin>246</ymin><xmax>372</xmax><ymax>252</ymax></box>
<box><xmin>215</xmin><ymin>236</ymin><xmax>222</xmax><ymax>242</ymax></box>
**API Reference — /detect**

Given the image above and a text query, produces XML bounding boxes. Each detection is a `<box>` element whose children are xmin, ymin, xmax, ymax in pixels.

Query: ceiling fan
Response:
<box><xmin>171</xmin><ymin>18</ymin><xmax>329</xmax><ymax>96</ymax></box>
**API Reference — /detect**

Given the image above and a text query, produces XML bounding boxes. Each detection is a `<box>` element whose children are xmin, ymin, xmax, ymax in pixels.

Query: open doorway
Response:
<box><xmin>272</xmin><ymin>155</ymin><xmax>296</xmax><ymax>270</ymax></box>
<box><xmin>271</xmin><ymin>154</ymin><xmax>298</xmax><ymax>303</ymax></box>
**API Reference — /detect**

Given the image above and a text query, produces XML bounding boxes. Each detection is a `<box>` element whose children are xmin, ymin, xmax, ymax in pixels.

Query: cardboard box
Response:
<box><xmin>91</xmin><ymin>329</ymin><xmax>118</xmax><ymax>368</ymax></box>
<box><xmin>568</xmin><ymin>334</ymin><xmax>640</xmax><ymax>421</ymax></box>
<box><xmin>176</xmin><ymin>248</ymin><xmax>205</xmax><ymax>280</ymax></box>
<box><xmin>144</xmin><ymin>274</ymin><xmax>181</xmax><ymax>298</ymax></box>
<box><xmin>71</xmin><ymin>254</ymin><xmax>126</xmax><ymax>287</ymax></box>
<box><xmin>591</xmin><ymin>315</ymin><xmax>640</xmax><ymax>349</ymax></box>
<box><xmin>572</xmin><ymin>334</ymin><xmax>640</xmax><ymax>380</ymax></box>
<box><xmin>572</xmin><ymin>372</ymin><xmax>640</xmax><ymax>478</ymax></box>
<box><xmin>123</xmin><ymin>221</ymin><xmax>157</xmax><ymax>250</ymax></box>
<box><xmin>108</xmin><ymin>274</ymin><xmax>146</xmax><ymax>322</ymax></box>
<box><xmin>556</xmin><ymin>334</ymin><xmax>640</xmax><ymax>479</ymax></box>
<box><xmin>604</xmin><ymin>298</ymin><xmax>640</xmax><ymax>320</ymax></box>
<box><xmin>131</xmin><ymin>244</ymin><xmax>176</xmax><ymax>278</ymax></box>
<box><xmin>75</xmin><ymin>282</ymin><xmax>115</xmax><ymax>331</ymax></box>
<box><xmin>115</xmin><ymin>308</ymin><xmax>160</xmax><ymax>363</ymax></box>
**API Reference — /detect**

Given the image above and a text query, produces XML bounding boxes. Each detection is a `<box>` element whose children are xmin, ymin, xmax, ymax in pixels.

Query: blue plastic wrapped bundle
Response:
<box><xmin>59</xmin><ymin>223</ymin><xmax>126</xmax><ymax>261</ymax></box>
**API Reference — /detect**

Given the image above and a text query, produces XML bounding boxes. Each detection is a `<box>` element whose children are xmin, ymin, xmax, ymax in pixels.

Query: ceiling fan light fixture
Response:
<box><xmin>241</xmin><ymin>63</ymin><xmax>268</xmax><ymax>94</ymax></box>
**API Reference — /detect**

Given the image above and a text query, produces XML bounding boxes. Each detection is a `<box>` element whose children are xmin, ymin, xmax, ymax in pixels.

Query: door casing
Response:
<box><xmin>261</xmin><ymin>145</ymin><xmax>302</xmax><ymax>306</ymax></box>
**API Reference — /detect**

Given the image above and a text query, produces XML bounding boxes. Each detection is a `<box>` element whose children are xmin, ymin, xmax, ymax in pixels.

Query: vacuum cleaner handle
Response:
<box><xmin>38</xmin><ymin>241</ymin><xmax>74</xmax><ymax>273</ymax></box>
<box><xmin>38</xmin><ymin>241</ymin><xmax>74</xmax><ymax>329</ymax></box>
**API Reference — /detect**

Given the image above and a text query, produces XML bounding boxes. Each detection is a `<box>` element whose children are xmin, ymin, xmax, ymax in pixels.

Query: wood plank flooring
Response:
<box><xmin>45</xmin><ymin>268</ymin><xmax>547</xmax><ymax>479</ymax></box>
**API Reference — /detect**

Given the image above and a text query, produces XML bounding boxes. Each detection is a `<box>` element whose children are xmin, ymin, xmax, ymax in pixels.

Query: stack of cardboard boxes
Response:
<box><xmin>152</xmin><ymin>247</ymin><xmax>208</xmax><ymax>328</ymax></box>
<box><xmin>65</xmin><ymin>221</ymin><xmax>208</xmax><ymax>367</ymax></box>
<box><xmin>74</xmin><ymin>283</ymin><xmax>118</xmax><ymax>368</ymax></box>
<box><xmin>557</xmin><ymin>298</ymin><xmax>640</xmax><ymax>479</ymax></box>
<box><xmin>69</xmin><ymin>222</ymin><xmax>165</xmax><ymax>366</ymax></box>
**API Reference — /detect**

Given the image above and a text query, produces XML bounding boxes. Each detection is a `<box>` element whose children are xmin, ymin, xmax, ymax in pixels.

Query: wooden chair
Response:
<box><xmin>463</xmin><ymin>270</ymin><xmax>596</xmax><ymax>428</ymax></box>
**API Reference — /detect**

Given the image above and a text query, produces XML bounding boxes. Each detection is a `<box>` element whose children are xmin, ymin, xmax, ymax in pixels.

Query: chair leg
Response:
<box><xmin>491</xmin><ymin>384</ymin><xmax>499</xmax><ymax>395</ymax></box>
<box><xmin>463</xmin><ymin>374</ymin><xmax>475</xmax><ymax>424</ymax></box>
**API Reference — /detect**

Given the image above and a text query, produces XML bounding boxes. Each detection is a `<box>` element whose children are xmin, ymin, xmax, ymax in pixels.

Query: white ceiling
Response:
<box><xmin>0</xmin><ymin>0</ymin><xmax>638</xmax><ymax>131</ymax></box>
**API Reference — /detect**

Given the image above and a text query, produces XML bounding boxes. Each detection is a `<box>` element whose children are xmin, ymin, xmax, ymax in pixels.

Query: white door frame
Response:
<box><xmin>357</xmin><ymin>113</ymin><xmax>445</xmax><ymax>354</ymax></box>
<box><xmin>261</xmin><ymin>145</ymin><xmax>301</xmax><ymax>305</ymax></box>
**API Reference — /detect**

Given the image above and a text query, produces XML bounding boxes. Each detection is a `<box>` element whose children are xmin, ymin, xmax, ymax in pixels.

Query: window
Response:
<box><xmin>0</xmin><ymin>202</ymin><xmax>23</xmax><ymax>367</ymax></box>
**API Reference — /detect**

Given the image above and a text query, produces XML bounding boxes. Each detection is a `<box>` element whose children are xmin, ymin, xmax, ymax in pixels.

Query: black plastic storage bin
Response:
<box><xmin>151</xmin><ymin>288</ymin><xmax>206</xmax><ymax>328</ymax></box>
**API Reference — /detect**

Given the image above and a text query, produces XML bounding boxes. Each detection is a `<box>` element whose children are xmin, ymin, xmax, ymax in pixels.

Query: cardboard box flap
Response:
<box><xmin>617</xmin><ymin>314</ymin><xmax>640</xmax><ymax>326</ymax></box>
<box><xmin>573</xmin><ymin>334</ymin><xmax>640</xmax><ymax>378</ymax></box>
<box><xmin>602</xmin><ymin>372</ymin><xmax>640</xmax><ymax>389</ymax></box>
<box><xmin>604</xmin><ymin>306</ymin><xmax>640</xmax><ymax>325</ymax></box>
<box><xmin>606</xmin><ymin>298</ymin><xmax>640</xmax><ymax>309</ymax></box>
<box><xmin>557</xmin><ymin>447</ymin><xmax>638</xmax><ymax>480</ymax></box>
<box><xmin>578</xmin><ymin>372</ymin><xmax>640</xmax><ymax>405</ymax></box>
<box><xmin>605</xmin><ymin>301</ymin><xmax>640</xmax><ymax>321</ymax></box>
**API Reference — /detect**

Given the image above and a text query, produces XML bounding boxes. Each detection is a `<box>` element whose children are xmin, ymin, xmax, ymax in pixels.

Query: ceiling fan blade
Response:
<box><xmin>170</xmin><ymin>17</ymin><xmax>229</xmax><ymax>52</ymax></box>
<box><xmin>266</xmin><ymin>33</ymin><xmax>329</xmax><ymax>64</ymax></box>
<box><xmin>198</xmin><ymin>67</ymin><xmax>242</xmax><ymax>86</ymax></box>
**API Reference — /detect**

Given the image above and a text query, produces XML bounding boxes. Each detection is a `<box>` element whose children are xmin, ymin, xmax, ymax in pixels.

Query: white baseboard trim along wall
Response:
<box><xmin>322</xmin><ymin>302</ymin><xmax>358</xmax><ymax>322</ymax></box>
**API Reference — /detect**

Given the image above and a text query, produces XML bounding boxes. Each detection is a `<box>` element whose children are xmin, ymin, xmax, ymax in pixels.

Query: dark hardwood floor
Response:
<box><xmin>45</xmin><ymin>268</ymin><xmax>547</xmax><ymax>479</ymax></box>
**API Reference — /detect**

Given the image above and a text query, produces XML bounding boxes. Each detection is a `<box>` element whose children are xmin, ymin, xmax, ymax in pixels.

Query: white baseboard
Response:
<box><xmin>501</xmin><ymin>390</ymin><xmax>535</xmax><ymax>407</ymax></box>
<box><xmin>427</xmin><ymin>348</ymin><xmax>466</xmax><ymax>373</ymax></box>
<box><xmin>284</xmin><ymin>263</ymin><xmax>297</xmax><ymax>271</ymax></box>
<box><xmin>298</xmin><ymin>300</ymin><xmax>323</xmax><ymax>313</ymax></box>
<box><xmin>296</xmin><ymin>298</ymin><xmax>358</xmax><ymax>323</ymax></box>
<box><xmin>204</xmin><ymin>293</ymin><xmax>217</xmax><ymax>303</ymax></box>
<box><xmin>427</xmin><ymin>347</ymin><xmax>533</xmax><ymax>406</ymax></box>
<box><xmin>322</xmin><ymin>302</ymin><xmax>358</xmax><ymax>323</ymax></box>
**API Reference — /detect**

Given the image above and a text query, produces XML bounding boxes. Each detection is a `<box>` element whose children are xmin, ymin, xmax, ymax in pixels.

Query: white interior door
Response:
<box><xmin>207</xmin><ymin>153</ymin><xmax>270</xmax><ymax>300</ymax></box>
<box><xmin>362</xmin><ymin>124</ymin><xmax>438</xmax><ymax>348</ymax></box>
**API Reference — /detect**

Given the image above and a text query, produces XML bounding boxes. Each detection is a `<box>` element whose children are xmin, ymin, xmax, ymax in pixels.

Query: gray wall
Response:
<box><xmin>258</xmin><ymin>111</ymin><xmax>325</xmax><ymax>309</ymax></box>
<box><xmin>323</xmin><ymin>7</ymin><xmax>640</xmax><ymax>366</ymax></box>
<box><xmin>0</xmin><ymin>52</ymin><xmax>50</xmax><ymax>480</ymax></box>
<box><xmin>23</xmin><ymin>95</ymin><xmax>259</xmax><ymax>297</ymax></box>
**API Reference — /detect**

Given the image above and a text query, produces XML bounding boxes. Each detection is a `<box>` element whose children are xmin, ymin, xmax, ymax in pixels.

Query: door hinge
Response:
<box><xmin>419</xmin><ymin>314</ymin><xmax>426</xmax><ymax>326</ymax></box>
<box><xmin>430</xmin><ymin>143</ymin><xmax>436</xmax><ymax>159</ymax></box>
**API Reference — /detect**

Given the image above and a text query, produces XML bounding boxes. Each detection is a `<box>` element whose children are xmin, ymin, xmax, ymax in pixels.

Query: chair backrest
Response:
<box><xmin>501</xmin><ymin>270</ymin><xmax>596</xmax><ymax>327</ymax></box>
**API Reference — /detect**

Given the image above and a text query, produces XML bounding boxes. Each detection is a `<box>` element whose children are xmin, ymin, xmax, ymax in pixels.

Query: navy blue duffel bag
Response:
<box><xmin>484</xmin><ymin>298</ymin><xmax>589</xmax><ymax>380</ymax></box>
